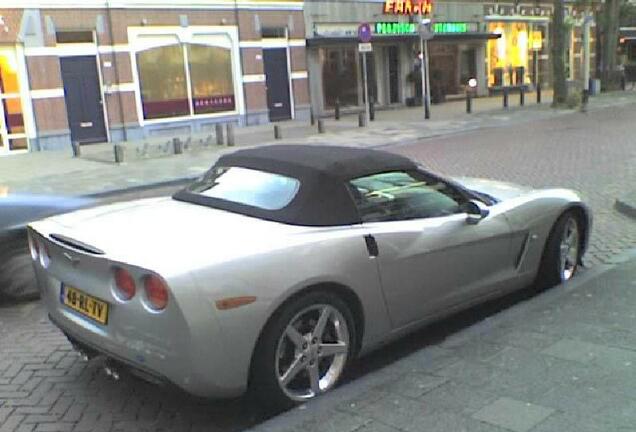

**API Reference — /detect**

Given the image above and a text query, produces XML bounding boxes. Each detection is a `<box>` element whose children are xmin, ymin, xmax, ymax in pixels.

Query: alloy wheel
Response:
<box><xmin>275</xmin><ymin>304</ymin><xmax>349</xmax><ymax>401</ymax></box>
<box><xmin>559</xmin><ymin>217</ymin><xmax>580</xmax><ymax>281</ymax></box>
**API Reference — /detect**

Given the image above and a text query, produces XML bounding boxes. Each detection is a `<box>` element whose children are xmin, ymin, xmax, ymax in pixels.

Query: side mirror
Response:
<box><xmin>462</xmin><ymin>200</ymin><xmax>490</xmax><ymax>225</ymax></box>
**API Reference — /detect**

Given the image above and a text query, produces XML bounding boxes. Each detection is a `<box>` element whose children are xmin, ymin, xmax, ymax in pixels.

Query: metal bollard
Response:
<box><xmin>466</xmin><ymin>92</ymin><xmax>472</xmax><ymax>114</ymax></box>
<box><xmin>621</xmin><ymin>74</ymin><xmax>627</xmax><ymax>91</ymax></box>
<box><xmin>274</xmin><ymin>125</ymin><xmax>282</xmax><ymax>140</ymax></box>
<box><xmin>71</xmin><ymin>141</ymin><xmax>81</xmax><ymax>157</ymax></box>
<box><xmin>536</xmin><ymin>83</ymin><xmax>542</xmax><ymax>104</ymax></box>
<box><xmin>173</xmin><ymin>137</ymin><xmax>183</xmax><ymax>154</ymax></box>
<box><xmin>370</xmin><ymin>98</ymin><xmax>376</xmax><ymax>121</ymax></box>
<box><xmin>317</xmin><ymin>119</ymin><xmax>325</xmax><ymax>134</ymax></box>
<box><xmin>310</xmin><ymin>108</ymin><xmax>315</xmax><ymax>126</ymax></box>
<box><xmin>226</xmin><ymin>123</ymin><xmax>235</xmax><ymax>147</ymax></box>
<box><xmin>334</xmin><ymin>99</ymin><xmax>341</xmax><ymax>120</ymax></box>
<box><xmin>520</xmin><ymin>87</ymin><xmax>525</xmax><ymax>106</ymax></box>
<box><xmin>581</xmin><ymin>89</ymin><xmax>590</xmax><ymax>113</ymax></box>
<box><xmin>358</xmin><ymin>112</ymin><xmax>367</xmax><ymax>127</ymax></box>
<box><xmin>113</xmin><ymin>144</ymin><xmax>124</xmax><ymax>163</ymax></box>
<box><xmin>215</xmin><ymin>124</ymin><xmax>224</xmax><ymax>145</ymax></box>
<box><xmin>503</xmin><ymin>88</ymin><xmax>509</xmax><ymax>109</ymax></box>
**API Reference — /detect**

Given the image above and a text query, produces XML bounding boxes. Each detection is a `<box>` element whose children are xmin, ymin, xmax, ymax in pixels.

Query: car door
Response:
<box><xmin>349</xmin><ymin>170</ymin><xmax>513</xmax><ymax>329</ymax></box>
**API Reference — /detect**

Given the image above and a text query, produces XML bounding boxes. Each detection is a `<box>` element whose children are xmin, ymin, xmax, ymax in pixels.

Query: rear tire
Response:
<box><xmin>0</xmin><ymin>234</ymin><xmax>39</xmax><ymax>302</ymax></box>
<box><xmin>535</xmin><ymin>211</ymin><xmax>582</xmax><ymax>290</ymax></box>
<box><xmin>249</xmin><ymin>291</ymin><xmax>356</xmax><ymax>410</ymax></box>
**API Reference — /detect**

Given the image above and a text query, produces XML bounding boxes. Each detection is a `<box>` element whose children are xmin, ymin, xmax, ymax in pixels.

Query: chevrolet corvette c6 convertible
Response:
<box><xmin>28</xmin><ymin>145</ymin><xmax>591</xmax><ymax>407</ymax></box>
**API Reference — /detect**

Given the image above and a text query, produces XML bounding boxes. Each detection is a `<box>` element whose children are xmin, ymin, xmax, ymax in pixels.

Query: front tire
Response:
<box><xmin>535</xmin><ymin>211</ymin><xmax>582</xmax><ymax>290</ymax></box>
<box><xmin>250</xmin><ymin>291</ymin><xmax>356</xmax><ymax>409</ymax></box>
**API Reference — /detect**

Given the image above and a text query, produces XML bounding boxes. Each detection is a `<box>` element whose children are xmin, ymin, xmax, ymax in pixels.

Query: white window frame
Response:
<box><xmin>128</xmin><ymin>26</ymin><xmax>245</xmax><ymax>127</ymax></box>
<box><xmin>0</xmin><ymin>45</ymin><xmax>33</xmax><ymax>155</ymax></box>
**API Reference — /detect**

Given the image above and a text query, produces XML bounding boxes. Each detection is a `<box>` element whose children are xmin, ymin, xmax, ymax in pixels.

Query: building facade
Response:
<box><xmin>304</xmin><ymin>0</ymin><xmax>596</xmax><ymax>118</ymax></box>
<box><xmin>0</xmin><ymin>0</ymin><xmax>309</xmax><ymax>154</ymax></box>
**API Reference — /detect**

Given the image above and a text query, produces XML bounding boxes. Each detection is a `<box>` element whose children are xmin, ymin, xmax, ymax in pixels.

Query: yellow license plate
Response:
<box><xmin>62</xmin><ymin>285</ymin><xmax>109</xmax><ymax>325</ymax></box>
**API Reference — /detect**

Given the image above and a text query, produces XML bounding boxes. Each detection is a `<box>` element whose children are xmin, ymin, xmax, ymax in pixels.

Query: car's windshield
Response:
<box><xmin>183</xmin><ymin>166</ymin><xmax>301</xmax><ymax>210</ymax></box>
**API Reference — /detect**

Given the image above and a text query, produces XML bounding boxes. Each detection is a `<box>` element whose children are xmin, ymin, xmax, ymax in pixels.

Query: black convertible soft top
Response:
<box><xmin>174</xmin><ymin>144</ymin><xmax>418</xmax><ymax>226</ymax></box>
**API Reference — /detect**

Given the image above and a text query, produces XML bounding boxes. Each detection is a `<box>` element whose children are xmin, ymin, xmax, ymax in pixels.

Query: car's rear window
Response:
<box><xmin>184</xmin><ymin>166</ymin><xmax>300</xmax><ymax>210</ymax></box>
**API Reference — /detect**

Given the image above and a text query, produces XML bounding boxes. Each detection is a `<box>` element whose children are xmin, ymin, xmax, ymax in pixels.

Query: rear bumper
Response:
<box><xmin>53</xmin><ymin>315</ymin><xmax>171</xmax><ymax>387</ymax></box>
<box><xmin>37</xmin><ymin>268</ymin><xmax>248</xmax><ymax>399</ymax></box>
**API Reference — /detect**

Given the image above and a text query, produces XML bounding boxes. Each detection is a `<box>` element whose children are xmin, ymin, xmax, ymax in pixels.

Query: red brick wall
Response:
<box><xmin>32</xmin><ymin>98</ymin><xmax>69</xmax><ymax>132</ymax></box>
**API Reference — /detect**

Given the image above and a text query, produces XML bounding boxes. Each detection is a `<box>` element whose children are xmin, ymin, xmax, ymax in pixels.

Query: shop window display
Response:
<box><xmin>136</xmin><ymin>35</ymin><xmax>236</xmax><ymax>120</ymax></box>
<box><xmin>0</xmin><ymin>48</ymin><xmax>27</xmax><ymax>152</ymax></box>
<box><xmin>487</xmin><ymin>22</ymin><xmax>532</xmax><ymax>87</ymax></box>
<box><xmin>322</xmin><ymin>47</ymin><xmax>359</xmax><ymax>108</ymax></box>
<box><xmin>188</xmin><ymin>44</ymin><xmax>235</xmax><ymax>115</ymax></box>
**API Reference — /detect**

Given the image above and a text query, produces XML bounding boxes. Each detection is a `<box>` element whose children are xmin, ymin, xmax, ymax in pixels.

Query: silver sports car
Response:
<box><xmin>29</xmin><ymin>145</ymin><xmax>591</xmax><ymax>407</ymax></box>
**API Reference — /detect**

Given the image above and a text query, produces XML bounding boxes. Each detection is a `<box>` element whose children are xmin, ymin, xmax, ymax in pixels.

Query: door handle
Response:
<box><xmin>364</xmin><ymin>235</ymin><xmax>379</xmax><ymax>258</ymax></box>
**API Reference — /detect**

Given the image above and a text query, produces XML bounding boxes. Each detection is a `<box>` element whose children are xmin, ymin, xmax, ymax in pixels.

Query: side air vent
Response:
<box><xmin>514</xmin><ymin>232</ymin><xmax>531</xmax><ymax>270</ymax></box>
<box><xmin>49</xmin><ymin>234</ymin><xmax>105</xmax><ymax>255</ymax></box>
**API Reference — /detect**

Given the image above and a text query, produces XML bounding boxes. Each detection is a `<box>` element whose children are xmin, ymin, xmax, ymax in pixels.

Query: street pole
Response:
<box><xmin>534</xmin><ymin>51</ymin><xmax>539</xmax><ymax>87</ymax></box>
<box><xmin>419</xmin><ymin>32</ymin><xmax>427</xmax><ymax>119</ymax></box>
<box><xmin>582</xmin><ymin>14</ymin><xmax>591</xmax><ymax>112</ymax></box>
<box><xmin>424</xmin><ymin>38</ymin><xmax>431</xmax><ymax>119</ymax></box>
<box><xmin>362</xmin><ymin>52</ymin><xmax>370</xmax><ymax>124</ymax></box>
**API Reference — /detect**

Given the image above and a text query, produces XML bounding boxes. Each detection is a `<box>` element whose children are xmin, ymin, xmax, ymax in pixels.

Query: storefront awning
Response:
<box><xmin>620</xmin><ymin>28</ymin><xmax>636</xmax><ymax>39</ymax></box>
<box><xmin>307</xmin><ymin>35</ymin><xmax>418</xmax><ymax>47</ymax></box>
<box><xmin>307</xmin><ymin>33</ymin><xmax>499</xmax><ymax>47</ymax></box>
<box><xmin>484</xmin><ymin>15</ymin><xmax>550</xmax><ymax>23</ymax></box>
<box><xmin>433</xmin><ymin>33</ymin><xmax>501</xmax><ymax>41</ymax></box>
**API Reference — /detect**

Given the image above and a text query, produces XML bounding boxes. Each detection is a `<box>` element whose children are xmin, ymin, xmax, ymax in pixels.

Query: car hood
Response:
<box><xmin>31</xmin><ymin>197</ymin><xmax>315</xmax><ymax>273</ymax></box>
<box><xmin>452</xmin><ymin>177</ymin><xmax>534</xmax><ymax>201</ymax></box>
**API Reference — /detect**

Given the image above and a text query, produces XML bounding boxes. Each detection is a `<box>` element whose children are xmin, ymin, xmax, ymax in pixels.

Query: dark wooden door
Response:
<box><xmin>388</xmin><ymin>46</ymin><xmax>400</xmax><ymax>103</ymax></box>
<box><xmin>60</xmin><ymin>56</ymin><xmax>107</xmax><ymax>144</ymax></box>
<box><xmin>263</xmin><ymin>48</ymin><xmax>292</xmax><ymax>122</ymax></box>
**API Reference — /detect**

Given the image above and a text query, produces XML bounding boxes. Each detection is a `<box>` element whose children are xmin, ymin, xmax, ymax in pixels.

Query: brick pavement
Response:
<box><xmin>1</xmin><ymin>94</ymin><xmax>636</xmax><ymax>432</ymax></box>
<box><xmin>390</xmin><ymin>102</ymin><xmax>636</xmax><ymax>267</ymax></box>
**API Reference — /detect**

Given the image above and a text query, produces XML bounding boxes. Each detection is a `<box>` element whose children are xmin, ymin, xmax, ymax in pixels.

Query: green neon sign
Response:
<box><xmin>433</xmin><ymin>22</ymin><xmax>470</xmax><ymax>33</ymax></box>
<box><xmin>374</xmin><ymin>22</ymin><xmax>417</xmax><ymax>35</ymax></box>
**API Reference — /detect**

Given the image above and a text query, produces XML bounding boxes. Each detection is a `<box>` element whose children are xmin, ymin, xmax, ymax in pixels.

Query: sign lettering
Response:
<box><xmin>432</xmin><ymin>22</ymin><xmax>479</xmax><ymax>33</ymax></box>
<box><xmin>384</xmin><ymin>0</ymin><xmax>433</xmax><ymax>16</ymax></box>
<box><xmin>375</xmin><ymin>22</ymin><xmax>418</xmax><ymax>35</ymax></box>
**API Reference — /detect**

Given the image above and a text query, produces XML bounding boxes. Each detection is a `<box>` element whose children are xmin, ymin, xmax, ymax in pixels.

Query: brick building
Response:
<box><xmin>0</xmin><ymin>0</ymin><xmax>309</xmax><ymax>154</ymax></box>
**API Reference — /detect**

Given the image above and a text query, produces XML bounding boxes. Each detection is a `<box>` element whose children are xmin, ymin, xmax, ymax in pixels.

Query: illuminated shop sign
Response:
<box><xmin>375</xmin><ymin>22</ymin><xmax>417</xmax><ymax>35</ymax></box>
<box><xmin>383</xmin><ymin>0</ymin><xmax>432</xmax><ymax>16</ymax></box>
<box><xmin>432</xmin><ymin>22</ymin><xmax>479</xmax><ymax>33</ymax></box>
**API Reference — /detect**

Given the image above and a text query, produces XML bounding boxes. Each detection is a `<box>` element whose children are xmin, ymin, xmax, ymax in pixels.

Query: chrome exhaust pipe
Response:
<box><xmin>71</xmin><ymin>344</ymin><xmax>90</xmax><ymax>362</ymax></box>
<box><xmin>103</xmin><ymin>361</ymin><xmax>121</xmax><ymax>381</ymax></box>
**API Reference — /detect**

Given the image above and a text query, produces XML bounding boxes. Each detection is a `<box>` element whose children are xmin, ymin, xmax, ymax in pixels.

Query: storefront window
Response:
<box><xmin>135</xmin><ymin>35</ymin><xmax>237</xmax><ymax>121</ymax></box>
<box><xmin>322</xmin><ymin>47</ymin><xmax>359</xmax><ymax>108</ymax></box>
<box><xmin>0</xmin><ymin>48</ymin><xmax>28</xmax><ymax>153</ymax></box>
<box><xmin>137</xmin><ymin>43</ymin><xmax>189</xmax><ymax>120</ymax></box>
<box><xmin>487</xmin><ymin>22</ymin><xmax>531</xmax><ymax>87</ymax></box>
<box><xmin>188</xmin><ymin>44</ymin><xmax>235</xmax><ymax>115</ymax></box>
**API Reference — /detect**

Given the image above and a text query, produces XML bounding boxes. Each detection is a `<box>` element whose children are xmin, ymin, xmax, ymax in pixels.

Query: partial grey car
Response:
<box><xmin>0</xmin><ymin>194</ymin><xmax>91</xmax><ymax>301</ymax></box>
<box><xmin>28</xmin><ymin>145</ymin><xmax>591</xmax><ymax>407</ymax></box>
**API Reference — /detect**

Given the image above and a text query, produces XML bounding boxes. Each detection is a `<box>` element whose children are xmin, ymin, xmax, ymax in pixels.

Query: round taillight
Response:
<box><xmin>143</xmin><ymin>275</ymin><xmax>169</xmax><ymax>311</ymax></box>
<box><xmin>28</xmin><ymin>235</ymin><xmax>39</xmax><ymax>261</ymax></box>
<box><xmin>113</xmin><ymin>267</ymin><xmax>136</xmax><ymax>301</ymax></box>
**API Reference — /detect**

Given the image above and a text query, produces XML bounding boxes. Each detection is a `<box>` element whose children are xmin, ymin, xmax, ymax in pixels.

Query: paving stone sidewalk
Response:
<box><xmin>249</xmin><ymin>250</ymin><xmax>636</xmax><ymax>432</ymax></box>
<box><xmin>3</xmin><ymin>89</ymin><xmax>635</xmax><ymax>198</ymax></box>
